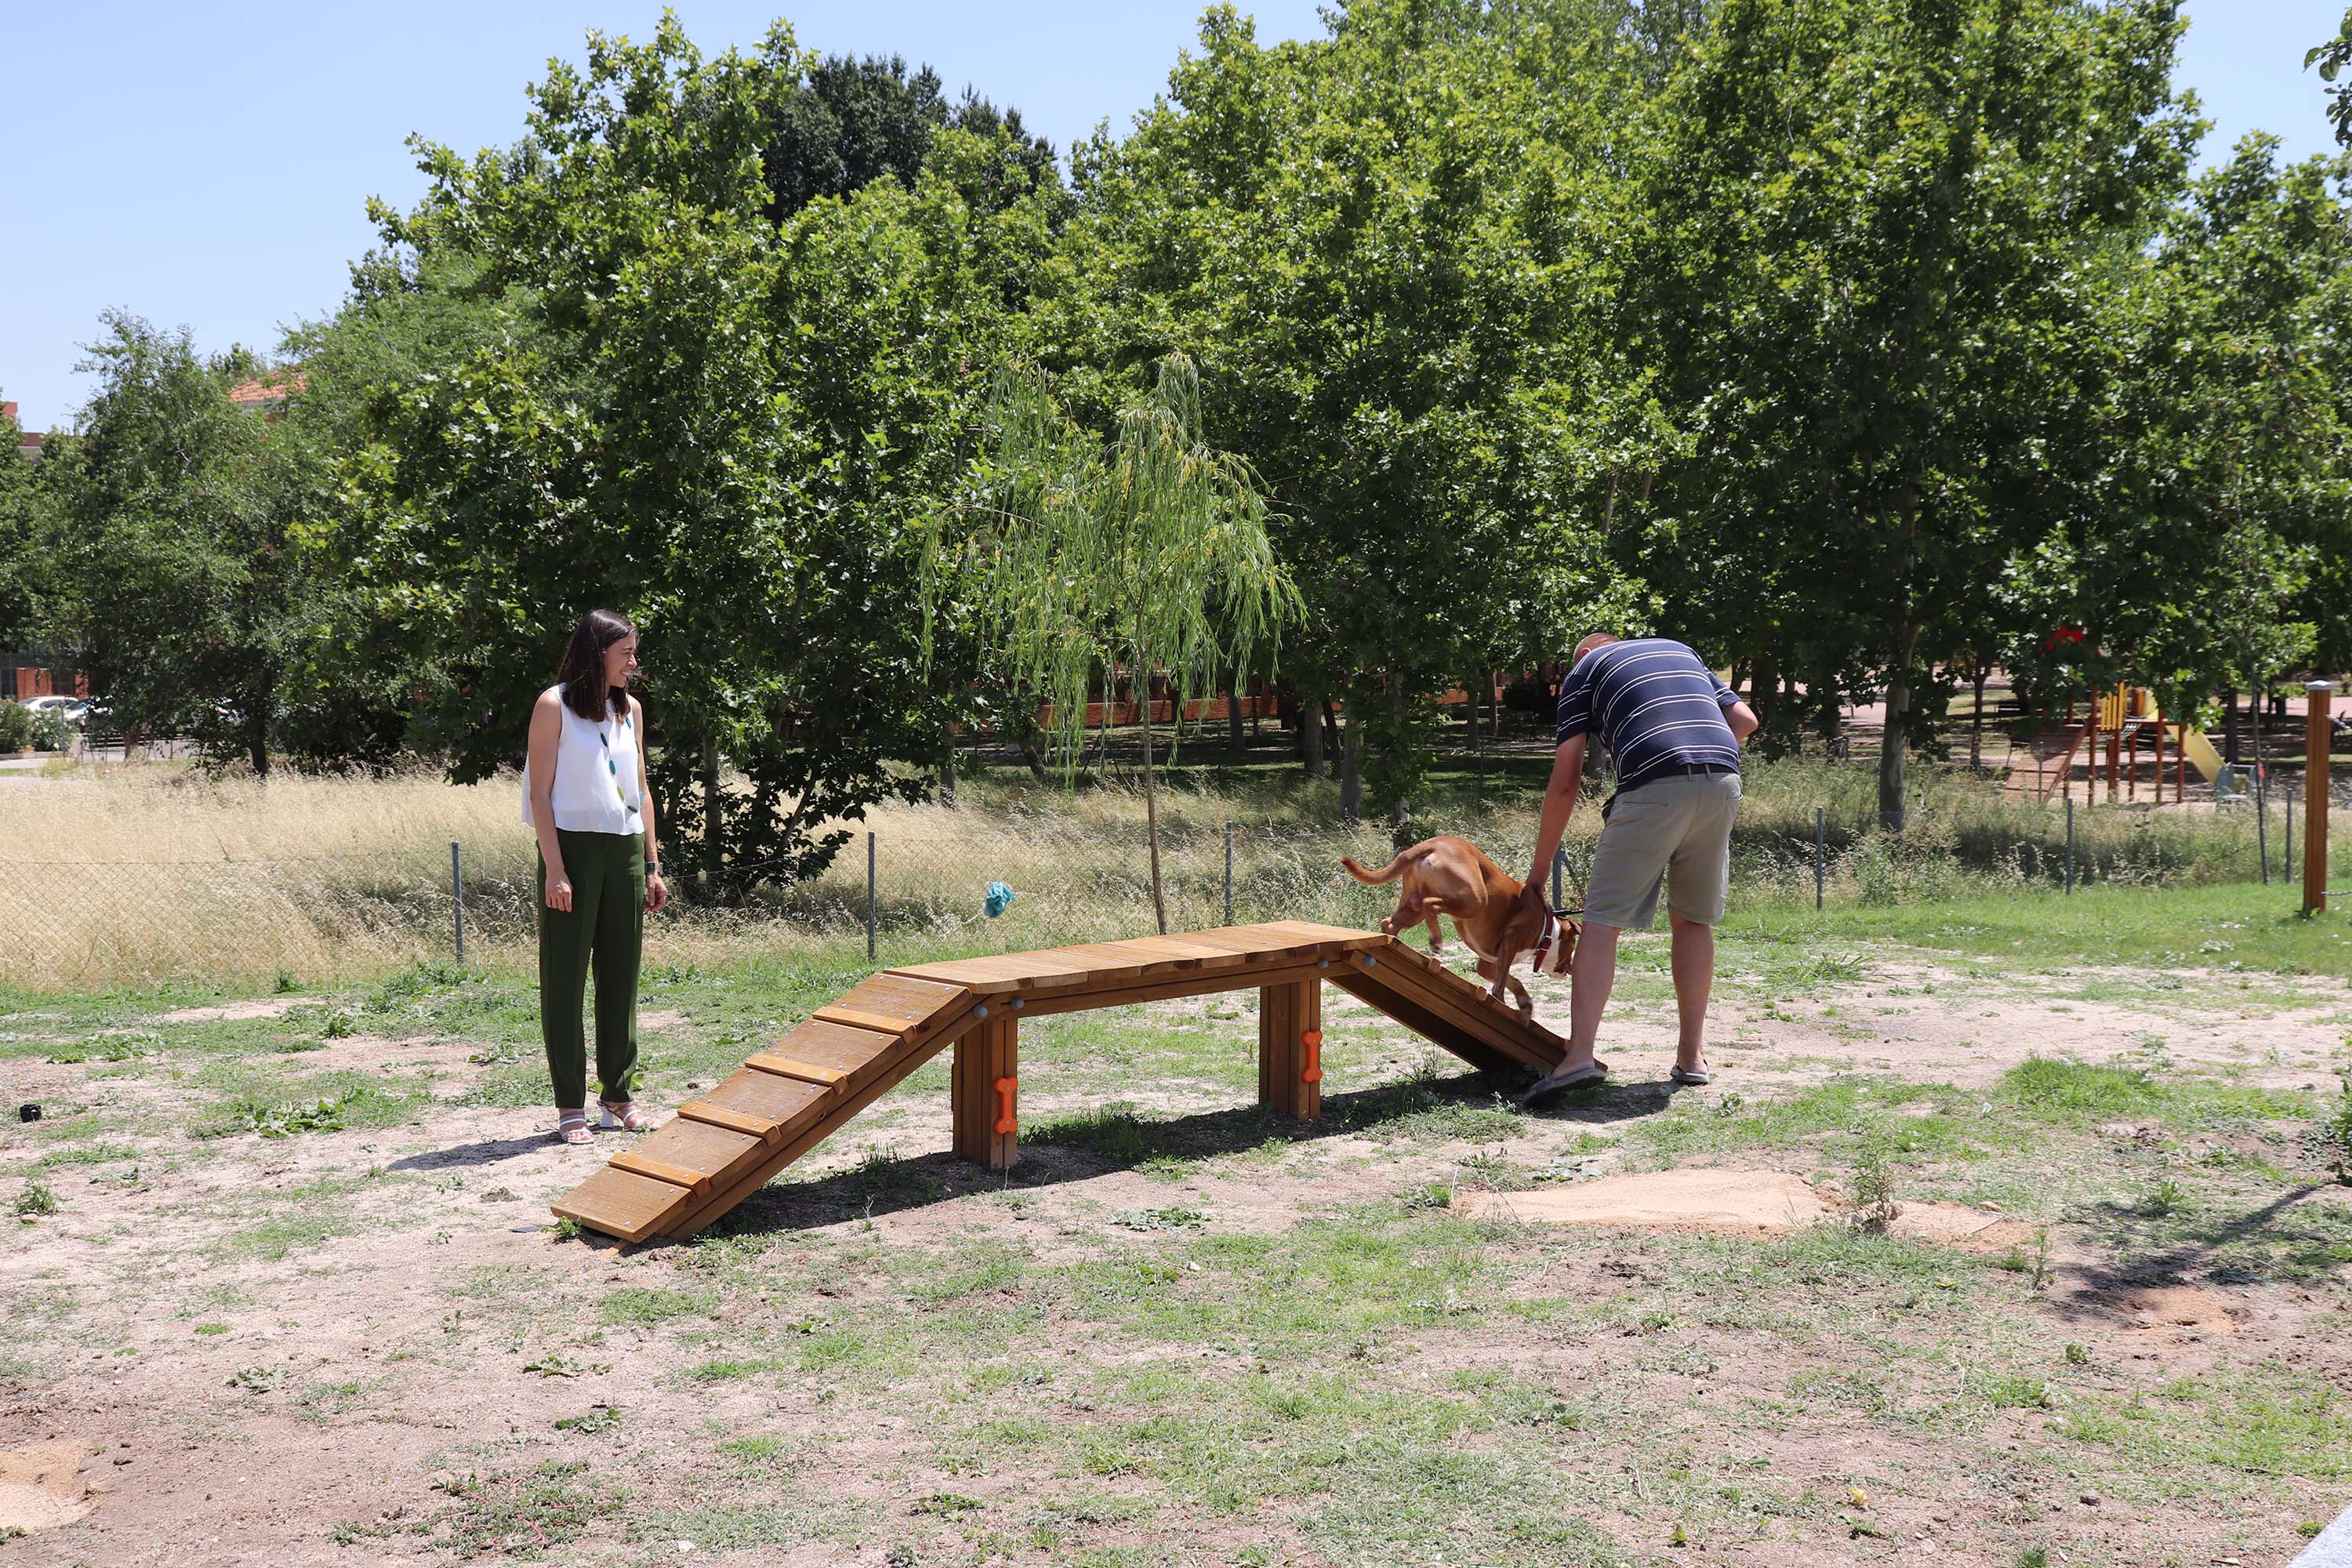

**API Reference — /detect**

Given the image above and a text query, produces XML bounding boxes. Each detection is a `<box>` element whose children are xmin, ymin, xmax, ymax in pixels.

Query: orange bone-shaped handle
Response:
<box><xmin>993</xmin><ymin>1075</ymin><xmax>1018</xmax><ymax>1136</ymax></box>
<box><xmin>1301</xmin><ymin>1030</ymin><xmax>1323</xmax><ymax>1084</ymax></box>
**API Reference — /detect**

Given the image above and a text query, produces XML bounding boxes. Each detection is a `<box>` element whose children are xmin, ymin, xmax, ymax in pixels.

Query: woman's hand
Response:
<box><xmin>645</xmin><ymin>870</ymin><xmax>670</xmax><ymax>915</ymax></box>
<box><xmin>545</xmin><ymin>870</ymin><xmax>575</xmax><ymax>913</ymax></box>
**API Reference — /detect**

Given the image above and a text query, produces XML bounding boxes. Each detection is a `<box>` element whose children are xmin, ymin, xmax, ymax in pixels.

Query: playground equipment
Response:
<box><xmin>552</xmin><ymin>920</ymin><xmax>1568</xmax><ymax>1243</ymax></box>
<box><xmin>2003</xmin><ymin>685</ymin><xmax>2223</xmax><ymax>805</ymax></box>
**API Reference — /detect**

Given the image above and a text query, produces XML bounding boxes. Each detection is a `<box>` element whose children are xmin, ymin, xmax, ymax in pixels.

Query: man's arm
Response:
<box><xmin>1525</xmin><ymin>734</ymin><xmax>1585</xmax><ymax>898</ymax></box>
<box><xmin>1726</xmin><ymin>699</ymin><xmax>1759</xmax><ymax>746</ymax></box>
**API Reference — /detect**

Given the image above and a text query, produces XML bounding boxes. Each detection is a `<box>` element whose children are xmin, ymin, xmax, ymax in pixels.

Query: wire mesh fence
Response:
<box><xmin>0</xmin><ymin>772</ymin><xmax>2321</xmax><ymax>991</ymax></box>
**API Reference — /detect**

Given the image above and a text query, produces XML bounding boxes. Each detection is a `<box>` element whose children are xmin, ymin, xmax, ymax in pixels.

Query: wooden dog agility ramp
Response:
<box><xmin>552</xmin><ymin>920</ymin><xmax>1567</xmax><ymax>1243</ymax></box>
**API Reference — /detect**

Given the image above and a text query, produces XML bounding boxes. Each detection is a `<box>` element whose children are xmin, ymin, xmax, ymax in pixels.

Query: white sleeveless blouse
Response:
<box><xmin>521</xmin><ymin>684</ymin><xmax>644</xmax><ymax>837</ymax></box>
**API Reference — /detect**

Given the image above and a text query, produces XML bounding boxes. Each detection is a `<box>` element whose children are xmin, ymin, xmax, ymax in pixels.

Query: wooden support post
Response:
<box><xmin>1258</xmin><ymin>978</ymin><xmax>1323</xmax><ymax>1121</ymax></box>
<box><xmin>2307</xmin><ymin>682</ymin><xmax>2332</xmax><ymax>916</ymax></box>
<box><xmin>952</xmin><ymin>1011</ymin><xmax>1019</xmax><ymax>1170</ymax></box>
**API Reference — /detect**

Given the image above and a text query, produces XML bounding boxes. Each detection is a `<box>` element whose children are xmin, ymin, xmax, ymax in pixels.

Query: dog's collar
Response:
<box><xmin>1528</xmin><ymin>907</ymin><xmax>1571</xmax><ymax>976</ymax></box>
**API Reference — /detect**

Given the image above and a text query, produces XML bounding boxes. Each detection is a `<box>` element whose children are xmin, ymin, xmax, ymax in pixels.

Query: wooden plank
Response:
<box><xmin>768</xmin><ymin>1018</ymin><xmax>901</xmax><ymax>1077</ymax></box>
<box><xmin>696</xmin><ymin>1068</ymin><xmax>831</xmax><ymax>1137</ymax></box>
<box><xmin>677</xmin><ymin>1102</ymin><xmax>783</xmax><ymax>1142</ymax></box>
<box><xmin>550</xmin><ymin>1166</ymin><xmax>694</xmax><ymax>1243</ymax></box>
<box><xmin>628</xmin><ymin>1116</ymin><xmax>763</xmax><ymax>1181</ymax></box>
<box><xmin>1258</xmin><ymin>920</ymin><xmax>1388</xmax><ymax>951</ymax></box>
<box><xmin>1328</xmin><ymin>967</ymin><xmax>1520</xmax><ymax>1077</ymax></box>
<box><xmin>668</xmin><ymin>1002</ymin><xmax>989</xmax><ymax>1239</ymax></box>
<box><xmin>812</xmin><ymin>1004</ymin><xmax>924</xmax><ymax>1036</ymax></box>
<box><xmin>1178</xmin><ymin>924</ymin><xmax>1335</xmax><ymax>959</ymax></box>
<box><xmin>1017</xmin><ymin>962</ymin><xmax>1327</xmax><ymax>1017</ymax></box>
<box><xmin>814</xmin><ymin>972</ymin><xmax>968</xmax><ymax>1037</ymax></box>
<box><xmin>888</xmin><ymin>951</ymin><xmax>1099</xmax><ymax>992</ymax></box>
<box><xmin>748</xmin><ymin>1053</ymin><xmax>851</xmax><ymax>1090</ymax></box>
<box><xmin>1122</xmin><ymin>936</ymin><xmax>1255</xmax><ymax>968</ymax></box>
<box><xmin>609</xmin><ymin>1149</ymin><xmax>713</xmax><ymax>1196</ymax></box>
<box><xmin>1348</xmin><ymin>952</ymin><xmax>1562</xmax><ymax>1073</ymax></box>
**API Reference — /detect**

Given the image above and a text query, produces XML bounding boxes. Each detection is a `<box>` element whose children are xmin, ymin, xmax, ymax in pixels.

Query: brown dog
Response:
<box><xmin>1341</xmin><ymin>837</ymin><xmax>1575</xmax><ymax>1014</ymax></box>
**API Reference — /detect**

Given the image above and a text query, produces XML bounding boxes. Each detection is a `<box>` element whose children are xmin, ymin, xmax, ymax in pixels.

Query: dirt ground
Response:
<box><xmin>3</xmin><ymin>943</ymin><xmax>2349</xmax><ymax>1567</ymax></box>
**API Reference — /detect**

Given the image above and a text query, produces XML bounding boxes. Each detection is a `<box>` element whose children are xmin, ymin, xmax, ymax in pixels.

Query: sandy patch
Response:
<box><xmin>153</xmin><ymin>997</ymin><xmax>316</xmax><ymax>1024</ymax></box>
<box><xmin>1457</xmin><ymin>1168</ymin><xmax>1835</xmax><ymax>1233</ymax></box>
<box><xmin>1886</xmin><ymin>1200</ymin><xmax>2033</xmax><ymax>1251</ymax></box>
<box><xmin>0</xmin><ymin>1438</ymin><xmax>94</xmax><ymax>1535</ymax></box>
<box><xmin>2103</xmin><ymin>1283</ymin><xmax>2241</xmax><ymax>1335</ymax></box>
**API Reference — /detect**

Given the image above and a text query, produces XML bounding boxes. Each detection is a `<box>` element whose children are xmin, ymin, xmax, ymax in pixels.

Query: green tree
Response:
<box><xmin>43</xmin><ymin>314</ymin><xmax>310</xmax><ymax>773</ymax></box>
<box><xmin>2310</xmin><ymin>7</ymin><xmax>2352</xmax><ymax>150</ymax></box>
<box><xmin>354</xmin><ymin>17</ymin><xmax>1065</xmax><ymax>898</ymax></box>
<box><xmin>758</xmin><ymin>52</ymin><xmax>1056</xmax><ymax>222</ymax></box>
<box><xmin>1624</xmin><ymin>0</ymin><xmax>2198</xmax><ymax>829</ymax></box>
<box><xmin>934</xmin><ymin>354</ymin><xmax>1301</xmax><ymax>931</ymax></box>
<box><xmin>1046</xmin><ymin>1</ymin><xmax>1649</xmax><ymax>819</ymax></box>
<box><xmin>0</xmin><ymin>397</ymin><xmax>50</xmax><ymax>653</ymax></box>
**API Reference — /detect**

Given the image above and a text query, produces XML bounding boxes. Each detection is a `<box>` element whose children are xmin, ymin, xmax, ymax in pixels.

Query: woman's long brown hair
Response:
<box><xmin>554</xmin><ymin>610</ymin><xmax>635</xmax><ymax>723</ymax></box>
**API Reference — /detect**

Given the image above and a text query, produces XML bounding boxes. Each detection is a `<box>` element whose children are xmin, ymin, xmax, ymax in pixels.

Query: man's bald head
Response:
<box><xmin>1573</xmin><ymin>633</ymin><xmax>1619</xmax><ymax>663</ymax></box>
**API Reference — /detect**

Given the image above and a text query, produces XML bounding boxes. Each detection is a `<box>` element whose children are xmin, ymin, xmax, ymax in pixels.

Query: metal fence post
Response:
<box><xmin>866</xmin><ymin>830</ymin><xmax>877</xmax><ymax>963</ymax></box>
<box><xmin>2257</xmin><ymin>772</ymin><xmax>2270</xmax><ymax>885</ymax></box>
<box><xmin>2064</xmin><ymin>797</ymin><xmax>2074</xmax><ymax>895</ymax></box>
<box><xmin>450</xmin><ymin>840</ymin><xmax>465</xmax><ymax>966</ymax></box>
<box><xmin>1814</xmin><ymin>808</ymin><xmax>1825</xmax><ymax>910</ymax></box>
<box><xmin>1552</xmin><ymin>848</ymin><xmax>1565</xmax><ymax>912</ymax></box>
<box><xmin>2286</xmin><ymin>785</ymin><xmax>2297</xmax><ymax>886</ymax></box>
<box><xmin>1224</xmin><ymin>821</ymin><xmax>1235</xmax><ymax>926</ymax></box>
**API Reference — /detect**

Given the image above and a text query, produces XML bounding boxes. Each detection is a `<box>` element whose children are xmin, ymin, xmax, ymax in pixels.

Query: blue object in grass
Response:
<box><xmin>984</xmin><ymin>881</ymin><xmax>1016</xmax><ymax>919</ymax></box>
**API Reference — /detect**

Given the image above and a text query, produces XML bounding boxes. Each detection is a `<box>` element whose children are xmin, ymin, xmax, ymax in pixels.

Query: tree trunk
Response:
<box><xmin>1299</xmin><ymin>688</ymin><xmax>1325</xmax><ymax>777</ymax></box>
<box><xmin>939</xmin><ymin>739</ymin><xmax>957</xmax><ymax>807</ymax></box>
<box><xmin>1338</xmin><ymin>705</ymin><xmax>1363</xmax><ymax>822</ymax></box>
<box><xmin>1138</xmin><ymin>630</ymin><xmax>1167</xmax><ymax>935</ymax></box>
<box><xmin>1321</xmin><ymin>696</ymin><xmax>1341</xmax><ymax>763</ymax></box>
<box><xmin>1751</xmin><ymin>653</ymin><xmax>1779</xmax><ymax>739</ymax></box>
<box><xmin>2222</xmin><ymin>685</ymin><xmax>2241</xmax><ymax>764</ymax></box>
<box><xmin>1878</xmin><ymin>626</ymin><xmax>1918</xmax><ymax>833</ymax></box>
<box><xmin>247</xmin><ymin>707</ymin><xmax>270</xmax><ymax>779</ymax></box>
<box><xmin>1969</xmin><ymin>663</ymin><xmax>1988</xmax><ymax>771</ymax></box>
<box><xmin>700</xmin><ymin>732</ymin><xmax>723</xmax><ymax>898</ymax></box>
<box><xmin>1227</xmin><ymin>678</ymin><xmax>1245</xmax><ymax>753</ymax></box>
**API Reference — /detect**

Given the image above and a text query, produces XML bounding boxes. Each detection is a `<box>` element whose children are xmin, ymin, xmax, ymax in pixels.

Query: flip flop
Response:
<box><xmin>1669</xmin><ymin>1065</ymin><xmax>1712</xmax><ymax>1087</ymax></box>
<box><xmin>1519</xmin><ymin>1063</ymin><xmax>1607</xmax><ymax>1108</ymax></box>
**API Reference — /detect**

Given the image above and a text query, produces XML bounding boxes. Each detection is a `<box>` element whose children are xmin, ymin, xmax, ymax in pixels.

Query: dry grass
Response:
<box><xmin>0</xmin><ymin>752</ymin><xmax>2287</xmax><ymax>991</ymax></box>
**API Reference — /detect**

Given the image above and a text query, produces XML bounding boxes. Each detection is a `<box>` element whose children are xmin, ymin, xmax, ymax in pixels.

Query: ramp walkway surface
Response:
<box><xmin>552</xmin><ymin>920</ymin><xmax>1567</xmax><ymax>1243</ymax></box>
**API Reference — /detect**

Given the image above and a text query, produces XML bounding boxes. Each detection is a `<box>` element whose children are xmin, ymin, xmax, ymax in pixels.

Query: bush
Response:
<box><xmin>0</xmin><ymin>702</ymin><xmax>31</xmax><ymax>753</ymax></box>
<box><xmin>29</xmin><ymin>708</ymin><xmax>71</xmax><ymax>751</ymax></box>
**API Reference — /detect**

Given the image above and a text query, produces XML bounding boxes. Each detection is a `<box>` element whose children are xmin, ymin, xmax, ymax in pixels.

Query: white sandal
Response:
<box><xmin>598</xmin><ymin>1099</ymin><xmax>648</xmax><ymax>1132</ymax></box>
<box><xmin>554</xmin><ymin>1110</ymin><xmax>592</xmax><ymax>1145</ymax></box>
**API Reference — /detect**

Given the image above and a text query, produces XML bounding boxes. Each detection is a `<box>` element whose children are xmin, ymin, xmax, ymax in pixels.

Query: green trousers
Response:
<box><xmin>537</xmin><ymin>829</ymin><xmax>644</xmax><ymax>1108</ymax></box>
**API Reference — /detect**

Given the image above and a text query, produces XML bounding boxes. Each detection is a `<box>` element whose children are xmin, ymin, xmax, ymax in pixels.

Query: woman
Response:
<box><xmin>524</xmin><ymin>610</ymin><xmax>670</xmax><ymax>1144</ymax></box>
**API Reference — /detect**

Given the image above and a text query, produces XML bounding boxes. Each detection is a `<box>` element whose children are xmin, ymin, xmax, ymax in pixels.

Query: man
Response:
<box><xmin>1520</xmin><ymin>633</ymin><xmax>1759</xmax><ymax>1102</ymax></box>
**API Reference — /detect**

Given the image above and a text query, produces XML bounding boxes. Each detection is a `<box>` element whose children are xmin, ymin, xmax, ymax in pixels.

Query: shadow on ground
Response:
<box><xmin>671</xmin><ymin>1066</ymin><xmax>1677</xmax><ymax>1244</ymax></box>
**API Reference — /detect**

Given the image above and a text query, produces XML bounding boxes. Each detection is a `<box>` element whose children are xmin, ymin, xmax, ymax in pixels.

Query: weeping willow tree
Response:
<box><xmin>927</xmin><ymin>354</ymin><xmax>1301</xmax><ymax>932</ymax></box>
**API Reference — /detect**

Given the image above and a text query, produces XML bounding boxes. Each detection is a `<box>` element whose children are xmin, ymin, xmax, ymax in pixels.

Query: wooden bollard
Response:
<box><xmin>2307</xmin><ymin>681</ymin><xmax>2332</xmax><ymax>916</ymax></box>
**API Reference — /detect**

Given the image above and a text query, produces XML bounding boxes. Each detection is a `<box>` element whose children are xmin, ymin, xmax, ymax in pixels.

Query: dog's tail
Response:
<box><xmin>1339</xmin><ymin>852</ymin><xmax>1408</xmax><ymax>885</ymax></box>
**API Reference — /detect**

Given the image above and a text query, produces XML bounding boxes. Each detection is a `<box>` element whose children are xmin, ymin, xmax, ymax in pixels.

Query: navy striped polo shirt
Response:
<box><xmin>1555</xmin><ymin>638</ymin><xmax>1741</xmax><ymax>793</ymax></box>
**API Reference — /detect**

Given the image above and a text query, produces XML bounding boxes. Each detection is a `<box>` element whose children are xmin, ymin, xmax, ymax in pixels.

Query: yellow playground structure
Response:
<box><xmin>2002</xmin><ymin>685</ymin><xmax>2225</xmax><ymax>806</ymax></box>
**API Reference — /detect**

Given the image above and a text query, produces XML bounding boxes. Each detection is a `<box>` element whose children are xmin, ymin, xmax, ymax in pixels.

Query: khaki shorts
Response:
<box><xmin>1582</xmin><ymin>771</ymin><xmax>1741</xmax><ymax>929</ymax></box>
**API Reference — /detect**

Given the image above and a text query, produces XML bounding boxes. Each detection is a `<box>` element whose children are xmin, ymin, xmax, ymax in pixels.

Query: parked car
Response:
<box><xmin>21</xmin><ymin>695</ymin><xmax>82</xmax><ymax>716</ymax></box>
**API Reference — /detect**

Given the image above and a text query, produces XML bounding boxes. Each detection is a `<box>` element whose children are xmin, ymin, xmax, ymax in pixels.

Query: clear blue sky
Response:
<box><xmin>2</xmin><ymin>1</ymin><xmax>2343</xmax><ymax>434</ymax></box>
